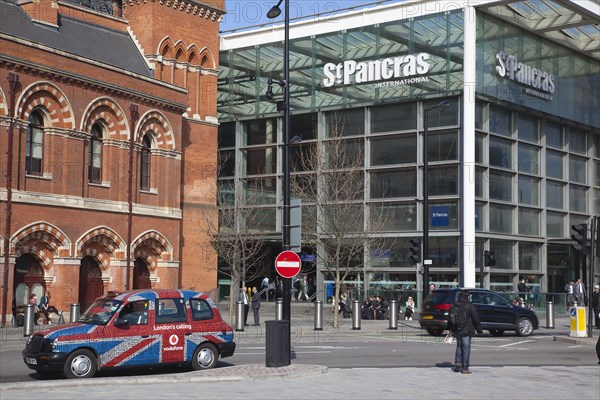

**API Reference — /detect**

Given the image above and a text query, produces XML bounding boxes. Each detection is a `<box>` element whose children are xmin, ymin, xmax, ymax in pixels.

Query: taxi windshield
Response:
<box><xmin>78</xmin><ymin>298</ymin><xmax>123</xmax><ymax>325</ymax></box>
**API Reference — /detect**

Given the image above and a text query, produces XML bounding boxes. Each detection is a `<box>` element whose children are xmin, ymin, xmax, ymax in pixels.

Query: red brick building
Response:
<box><xmin>0</xmin><ymin>0</ymin><xmax>224</xmax><ymax>322</ymax></box>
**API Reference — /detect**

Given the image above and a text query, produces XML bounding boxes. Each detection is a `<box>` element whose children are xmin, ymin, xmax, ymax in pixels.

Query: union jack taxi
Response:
<box><xmin>23</xmin><ymin>289</ymin><xmax>235</xmax><ymax>379</ymax></box>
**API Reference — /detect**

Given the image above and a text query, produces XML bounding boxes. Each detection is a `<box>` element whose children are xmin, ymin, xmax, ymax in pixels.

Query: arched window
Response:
<box><xmin>89</xmin><ymin>123</ymin><xmax>103</xmax><ymax>183</ymax></box>
<box><xmin>140</xmin><ymin>133</ymin><xmax>152</xmax><ymax>190</ymax></box>
<box><xmin>26</xmin><ymin>110</ymin><xmax>44</xmax><ymax>175</ymax></box>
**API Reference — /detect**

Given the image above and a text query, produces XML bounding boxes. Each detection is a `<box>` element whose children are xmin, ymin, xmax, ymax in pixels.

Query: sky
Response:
<box><xmin>219</xmin><ymin>0</ymin><xmax>404</xmax><ymax>33</ymax></box>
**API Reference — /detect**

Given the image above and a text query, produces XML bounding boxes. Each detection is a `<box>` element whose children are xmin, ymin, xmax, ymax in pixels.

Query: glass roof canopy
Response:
<box><xmin>478</xmin><ymin>0</ymin><xmax>600</xmax><ymax>61</ymax></box>
<box><xmin>218</xmin><ymin>0</ymin><xmax>599</xmax><ymax>121</ymax></box>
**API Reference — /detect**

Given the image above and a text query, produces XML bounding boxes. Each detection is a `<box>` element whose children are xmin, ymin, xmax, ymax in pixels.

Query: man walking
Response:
<box><xmin>565</xmin><ymin>280</ymin><xmax>575</xmax><ymax>309</ymax></box>
<box><xmin>251</xmin><ymin>286</ymin><xmax>261</xmax><ymax>326</ymax></box>
<box><xmin>449</xmin><ymin>290</ymin><xmax>483</xmax><ymax>375</ymax></box>
<box><xmin>592</xmin><ymin>284</ymin><xmax>600</xmax><ymax>329</ymax></box>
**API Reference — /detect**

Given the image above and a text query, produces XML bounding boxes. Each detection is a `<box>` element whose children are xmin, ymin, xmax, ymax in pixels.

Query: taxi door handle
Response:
<box><xmin>141</xmin><ymin>335</ymin><xmax>149</xmax><ymax>338</ymax></box>
<box><xmin>185</xmin><ymin>333</ymin><xmax>192</xmax><ymax>336</ymax></box>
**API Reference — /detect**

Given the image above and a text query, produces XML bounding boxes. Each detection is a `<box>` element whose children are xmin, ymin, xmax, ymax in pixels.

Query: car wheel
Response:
<box><xmin>426</xmin><ymin>328</ymin><xmax>444</xmax><ymax>336</ymax></box>
<box><xmin>192</xmin><ymin>342</ymin><xmax>218</xmax><ymax>370</ymax></box>
<box><xmin>63</xmin><ymin>349</ymin><xmax>97</xmax><ymax>379</ymax></box>
<box><xmin>488</xmin><ymin>329</ymin><xmax>504</xmax><ymax>337</ymax></box>
<box><xmin>516</xmin><ymin>317</ymin><xmax>534</xmax><ymax>337</ymax></box>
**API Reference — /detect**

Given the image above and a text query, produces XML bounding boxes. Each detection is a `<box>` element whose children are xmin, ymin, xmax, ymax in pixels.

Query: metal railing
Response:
<box><xmin>337</xmin><ymin>288</ymin><xmax>573</xmax><ymax>314</ymax></box>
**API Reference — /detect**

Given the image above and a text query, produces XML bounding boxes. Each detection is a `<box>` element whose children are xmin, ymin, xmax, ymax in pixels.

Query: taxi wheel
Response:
<box><xmin>63</xmin><ymin>349</ymin><xmax>97</xmax><ymax>379</ymax></box>
<box><xmin>192</xmin><ymin>343</ymin><xmax>218</xmax><ymax>370</ymax></box>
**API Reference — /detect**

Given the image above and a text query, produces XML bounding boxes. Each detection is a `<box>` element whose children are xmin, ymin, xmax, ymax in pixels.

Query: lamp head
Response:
<box><xmin>439</xmin><ymin>99</ymin><xmax>450</xmax><ymax>107</ymax></box>
<box><xmin>267</xmin><ymin>1</ymin><xmax>283</xmax><ymax>19</ymax></box>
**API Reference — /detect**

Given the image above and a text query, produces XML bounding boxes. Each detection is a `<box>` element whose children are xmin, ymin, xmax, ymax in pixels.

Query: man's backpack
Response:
<box><xmin>449</xmin><ymin>303</ymin><xmax>468</xmax><ymax>331</ymax></box>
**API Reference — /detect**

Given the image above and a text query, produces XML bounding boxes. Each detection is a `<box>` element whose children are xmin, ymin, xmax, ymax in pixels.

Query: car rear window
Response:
<box><xmin>424</xmin><ymin>291</ymin><xmax>454</xmax><ymax>304</ymax></box>
<box><xmin>190</xmin><ymin>299</ymin><xmax>214</xmax><ymax>321</ymax></box>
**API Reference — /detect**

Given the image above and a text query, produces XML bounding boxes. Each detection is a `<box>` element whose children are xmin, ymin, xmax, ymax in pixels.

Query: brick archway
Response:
<box><xmin>12</xmin><ymin>222</ymin><xmax>71</xmax><ymax>265</ymax></box>
<box><xmin>16</xmin><ymin>81</ymin><xmax>75</xmax><ymax>129</ymax></box>
<box><xmin>80</xmin><ymin>97</ymin><xmax>129</xmax><ymax>141</ymax></box>
<box><xmin>136</xmin><ymin>110</ymin><xmax>176</xmax><ymax>150</ymax></box>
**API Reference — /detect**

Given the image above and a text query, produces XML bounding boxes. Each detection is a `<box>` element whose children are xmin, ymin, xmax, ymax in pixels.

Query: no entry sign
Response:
<box><xmin>275</xmin><ymin>251</ymin><xmax>301</xmax><ymax>279</ymax></box>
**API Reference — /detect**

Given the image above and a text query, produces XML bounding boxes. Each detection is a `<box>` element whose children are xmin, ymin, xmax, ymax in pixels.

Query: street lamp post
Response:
<box><xmin>267</xmin><ymin>0</ymin><xmax>291</xmax><ymax>322</ymax></box>
<box><xmin>422</xmin><ymin>100</ymin><xmax>450</xmax><ymax>298</ymax></box>
<box><xmin>267</xmin><ymin>0</ymin><xmax>292</xmax><ymax>366</ymax></box>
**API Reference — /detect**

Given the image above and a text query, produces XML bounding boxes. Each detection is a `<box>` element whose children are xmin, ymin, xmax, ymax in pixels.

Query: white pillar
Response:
<box><xmin>462</xmin><ymin>4</ymin><xmax>477</xmax><ymax>288</ymax></box>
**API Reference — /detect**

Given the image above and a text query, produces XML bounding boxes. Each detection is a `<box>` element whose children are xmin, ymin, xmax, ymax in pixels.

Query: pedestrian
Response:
<box><xmin>251</xmin><ymin>286</ymin><xmax>260</xmax><ymax>326</ymax></box>
<box><xmin>237</xmin><ymin>286</ymin><xmax>249</xmax><ymax>326</ymax></box>
<box><xmin>517</xmin><ymin>278</ymin><xmax>529</xmax><ymax>296</ymax></box>
<box><xmin>592</xmin><ymin>284</ymin><xmax>600</xmax><ymax>329</ymax></box>
<box><xmin>262</xmin><ymin>276</ymin><xmax>269</xmax><ymax>301</ymax></box>
<box><xmin>565</xmin><ymin>280</ymin><xmax>575</xmax><ymax>309</ymax></box>
<box><xmin>404</xmin><ymin>296</ymin><xmax>415</xmax><ymax>320</ymax></box>
<box><xmin>29</xmin><ymin>294</ymin><xmax>39</xmax><ymax>325</ymax></box>
<box><xmin>596</xmin><ymin>335</ymin><xmax>600</xmax><ymax>365</ymax></box>
<box><xmin>38</xmin><ymin>290</ymin><xmax>52</xmax><ymax>324</ymax></box>
<box><xmin>449</xmin><ymin>290</ymin><xmax>483</xmax><ymax>374</ymax></box>
<box><xmin>297</xmin><ymin>276</ymin><xmax>309</xmax><ymax>301</ymax></box>
<box><xmin>574</xmin><ymin>278</ymin><xmax>586</xmax><ymax>306</ymax></box>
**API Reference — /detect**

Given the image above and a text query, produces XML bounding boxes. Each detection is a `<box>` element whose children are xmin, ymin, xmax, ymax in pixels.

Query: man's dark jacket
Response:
<box><xmin>451</xmin><ymin>298</ymin><xmax>482</xmax><ymax>336</ymax></box>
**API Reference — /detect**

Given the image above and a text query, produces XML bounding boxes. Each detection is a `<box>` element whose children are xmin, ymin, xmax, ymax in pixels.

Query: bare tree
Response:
<box><xmin>291</xmin><ymin>112</ymin><xmax>394</xmax><ymax>328</ymax></box>
<box><xmin>201</xmin><ymin>153</ymin><xmax>270</xmax><ymax>324</ymax></box>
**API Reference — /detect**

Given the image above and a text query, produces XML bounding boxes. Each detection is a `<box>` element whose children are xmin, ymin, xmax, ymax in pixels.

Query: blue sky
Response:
<box><xmin>220</xmin><ymin>0</ymin><xmax>404</xmax><ymax>32</ymax></box>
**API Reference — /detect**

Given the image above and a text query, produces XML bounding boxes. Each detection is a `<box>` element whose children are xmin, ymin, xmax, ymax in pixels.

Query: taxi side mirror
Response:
<box><xmin>114</xmin><ymin>317</ymin><xmax>129</xmax><ymax>327</ymax></box>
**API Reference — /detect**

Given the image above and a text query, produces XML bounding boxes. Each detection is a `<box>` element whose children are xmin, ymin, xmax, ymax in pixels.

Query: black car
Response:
<box><xmin>419</xmin><ymin>288</ymin><xmax>538</xmax><ymax>337</ymax></box>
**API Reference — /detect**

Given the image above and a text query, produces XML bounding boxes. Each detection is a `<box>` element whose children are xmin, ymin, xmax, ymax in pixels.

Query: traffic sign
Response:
<box><xmin>275</xmin><ymin>251</ymin><xmax>301</xmax><ymax>279</ymax></box>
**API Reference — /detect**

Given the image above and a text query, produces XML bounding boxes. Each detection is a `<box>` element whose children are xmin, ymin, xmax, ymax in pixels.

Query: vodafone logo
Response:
<box><xmin>169</xmin><ymin>334</ymin><xmax>179</xmax><ymax>346</ymax></box>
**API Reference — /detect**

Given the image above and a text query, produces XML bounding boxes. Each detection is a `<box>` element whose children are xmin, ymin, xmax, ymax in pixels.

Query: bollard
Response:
<box><xmin>546</xmin><ymin>301</ymin><xmax>555</xmax><ymax>329</ymax></box>
<box><xmin>388</xmin><ymin>299</ymin><xmax>398</xmax><ymax>330</ymax></box>
<box><xmin>275</xmin><ymin>299</ymin><xmax>283</xmax><ymax>321</ymax></box>
<box><xmin>24</xmin><ymin>304</ymin><xmax>35</xmax><ymax>337</ymax></box>
<box><xmin>314</xmin><ymin>300</ymin><xmax>323</xmax><ymax>331</ymax></box>
<box><xmin>352</xmin><ymin>299</ymin><xmax>361</xmax><ymax>330</ymax></box>
<box><xmin>58</xmin><ymin>311</ymin><xmax>65</xmax><ymax>325</ymax></box>
<box><xmin>235</xmin><ymin>301</ymin><xmax>245</xmax><ymax>332</ymax></box>
<box><xmin>70</xmin><ymin>303</ymin><xmax>80</xmax><ymax>323</ymax></box>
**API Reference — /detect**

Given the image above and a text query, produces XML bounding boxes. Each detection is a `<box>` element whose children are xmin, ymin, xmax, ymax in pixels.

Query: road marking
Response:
<box><xmin>568</xmin><ymin>345</ymin><xmax>583</xmax><ymax>348</ymax></box>
<box><xmin>498</xmin><ymin>340</ymin><xmax>534</xmax><ymax>347</ymax></box>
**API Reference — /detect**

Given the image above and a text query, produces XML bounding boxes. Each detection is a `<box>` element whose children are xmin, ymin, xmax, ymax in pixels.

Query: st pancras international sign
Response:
<box><xmin>322</xmin><ymin>52</ymin><xmax>431</xmax><ymax>88</ymax></box>
<box><xmin>495</xmin><ymin>50</ymin><xmax>555</xmax><ymax>101</ymax></box>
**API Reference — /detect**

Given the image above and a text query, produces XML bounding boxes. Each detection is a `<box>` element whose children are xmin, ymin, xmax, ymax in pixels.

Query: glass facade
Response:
<box><xmin>217</xmin><ymin>5</ymin><xmax>600</xmax><ymax>296</ymax></box>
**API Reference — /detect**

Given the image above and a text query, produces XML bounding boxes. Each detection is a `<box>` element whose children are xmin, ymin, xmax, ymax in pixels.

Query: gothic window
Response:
<box><xmin>89</xmin><ymin>123</ymin><xmax>103</xmax><ymax>183</ymax></box>
<box><xmin>26</xmin><ymin>110</ymin><xmax>44</xmax><ymax>175</ymax></box>
<box><xmin>140</xmin><ymin>133</ymin><xmax>152</xmax><ymax>191</ymax></box>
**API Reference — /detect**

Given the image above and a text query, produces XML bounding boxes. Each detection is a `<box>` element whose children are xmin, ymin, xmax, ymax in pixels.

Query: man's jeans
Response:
<box><xmin>455</xmin><ymin>334</ymin><xmax>472</xmax><ymax>371</ymax></box>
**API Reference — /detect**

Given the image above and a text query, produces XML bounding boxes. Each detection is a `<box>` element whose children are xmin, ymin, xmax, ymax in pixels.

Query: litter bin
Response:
<box><xmin>569</xmin><ymin>306</ymin><xmax>587</xmax><ymax>338</ymax></box>
<box><xmin>265</xmin><ymin>320</ymin><xmax>290</xmax><ymax>367</ymax></box>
